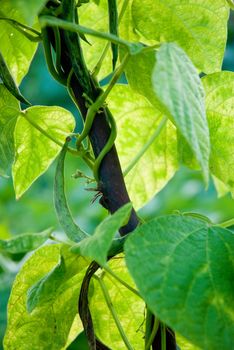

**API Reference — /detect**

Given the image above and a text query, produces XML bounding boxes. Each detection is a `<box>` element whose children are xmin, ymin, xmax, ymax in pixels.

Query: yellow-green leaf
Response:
<box><xmin>0</xmin><ymin>1</ymin><xmax>38</xmax><ymax>84</ymax></box>
<box><xmin>131</xmin><ymin>0</ymin><xmax>229</xmax><ymax>73</ymax></box>
<box><xmin>108</xmin><ymin>84</ymin><xmax>178</xmax><ymax>209</ymax></box>
<box><xmin>13</xmin><ymin>106</ymin><xmax>75</xmax><ymax>199</ymax></box>
<box><xmin>0</xmin><ymin>84</ymin><xmax>19</xmax><ymax>176</ymax></box>
<box><xmin>4</xmin><ymin>244</ymin><xmax>88</xmax><ymax>350</ymax></box>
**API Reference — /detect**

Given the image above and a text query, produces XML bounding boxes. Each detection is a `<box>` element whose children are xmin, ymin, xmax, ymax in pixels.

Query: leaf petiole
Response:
<box><xmin>94</xmin><ymin>274</ymin><xmax>134</xmax><ymax>350</ymax></box>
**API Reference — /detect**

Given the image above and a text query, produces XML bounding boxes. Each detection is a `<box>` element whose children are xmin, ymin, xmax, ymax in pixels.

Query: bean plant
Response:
<box><xmin>0</xmin><ymin>0</ymin><xmax>234</xmax><ymax>349</ymax></box>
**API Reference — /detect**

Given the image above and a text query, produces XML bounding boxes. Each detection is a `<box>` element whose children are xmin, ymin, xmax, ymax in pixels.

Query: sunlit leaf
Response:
<box><xmin>108</xmin><ymin>84</ymin><xmax>178</xmax><ymax>209</ymax></box>
<box><xmin>0</xmin><ymin>1</ymin><xmax>38</xmax><ymax>84</ymax></box>
<box><xmin>131</xmin><ymin>0</ymin><xmax>229</xmax><ymax>73</ymax></box>
<box><xmin>13</xmin><ymin>106</ymin><xmax>75</xmax><ymax>199</ymax></box>
<box><xmin>4</xmin><ymin>244</ymin><xmax>89</xmax><ymax>350</ymax></box>
<box><xmin>125</xmin><ymin>215</ymin><xmax>234</xmax><ymax>350</ymax></box>
<box><xmin>90</xmin><ymin>257</ymin><xmax>145</xmax><ymax>349</ymax></box>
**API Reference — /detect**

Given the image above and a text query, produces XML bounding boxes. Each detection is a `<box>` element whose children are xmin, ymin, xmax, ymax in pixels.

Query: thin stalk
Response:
<box><xmin>161</xmin><ymin>323</ymin><xmax>166</xmax><ymax>350</ymax></box>
<box><xmin>21</xmin><ymin>112</ymin><xmax>92</xmax><ymax>162</ymax></box>
<box><xmin>145</xmin><ymin>309</ymin><xmax>153</xmax><ymax>349</ymax></box>
<box><xmin>218</xmin><ymin>218</ymin><xmax>234</xmax><ymax>228</ymax></box>
<box><xmin>0</xmin><ymin>17</ymin><xmax>41</xmax><ymax>35</ymax></box>
<box><xmin>92</xmin><ymin>0</ymin><xmax>130</xmax><ymax>76</ymax></box>
<box><xmin>94</xmin><ymin>275</ymin><xmax>134</xmax><ymax>350</ymax></box>
<box><xmin>40</xmin><ymin>16</ymin><xmax>133</xmax><ymax>50</ymax></box>
<box><xmin>123</xmin><ymin>116</ymin><xmax>167</xmax><ymax>177</ymax></box>
<box><xmin>145</xmin><ymin>317</ymin><xmax>160</xmax><ymax>350</ymax></box>
<box><xmin>103</xmin><ymin>265</ymin><xmax>142</xmax><ymax>298</ymax></box>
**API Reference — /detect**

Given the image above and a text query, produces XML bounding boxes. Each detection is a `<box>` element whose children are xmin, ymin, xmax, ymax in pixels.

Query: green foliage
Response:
<box><xmin>153</xmin><ymin>43</ymin><xmax>210</xmax><ymax>183</ymax></box>
<box><xmin>4</xmin><ymin>244</ymin><xmax>89</xmax><ymax>350</ymax></box>
<box><xmin>125</xmin><ymin>215</ymin><xmax>234</xmax><ymax>350</ymax></box>
<box><xmin>90</xmin><ymin>257</ymin><xmax>145</xmax><ymax>349</ymax></box>
<box><xmin>0</xmin><ymin>85</ymin><xmax>19</xmax><ymax>176</ymax></box>
<box><xmin>72</xmin><ymin>203</ymin><xmax>132</xmax><ymax>265</ymax></box>
<box><xmin>0</xmin><ymin>0</ymin><xmax>234</xmax><ymax>349</ymax></box>
<box><xmin>0</xmin><ymin>228</ymin><xmax>52</xmax><ymax>254</ymax></box>
<box><xmin>131</xmin><ymin>0</ymin><xmax>229</xmax><ymax>73</ymax></box>
<box><xmin>13</xmin><ymin>106</ymin><xmax>75</xmax><ymax>199</ymax></box>
<box><xmin>0</xmin><ymin>1</ymin><xmax>38</xmax><ymax>84</ymax></box>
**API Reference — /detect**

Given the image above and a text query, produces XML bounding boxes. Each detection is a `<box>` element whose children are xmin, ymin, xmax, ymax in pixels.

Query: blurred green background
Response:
<box><xmin>1</xmin><ymin>13</ymin><xmax>234</xmax><ymax>350</ymax></box>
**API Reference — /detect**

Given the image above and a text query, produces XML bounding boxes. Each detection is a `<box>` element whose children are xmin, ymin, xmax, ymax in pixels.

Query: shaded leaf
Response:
<box><xmin>0</xmin><ymin>84</ymin><xmax>19</xmax><ymax>176</ymax></box>
<box><xmin>0</xmin><ymin>228</ymin><xmax>52</xmax><ymax>254</ymax></box>
<box><xmin>9</xmin><ymin>0</ymin><xmax>47</xmax><ymax>26</ymax></box>
<box><xmin>0</xmin><ymin>51</ymin><xmax>30</xmax><ymax>105</ymax></box>
<box><xmin>71</xmin><ymin>203</ymin><xmax>132</xmax><ymax>265</ymax></box>
<box><xmin>13</xmin><ymin>106</ymin><xmax>75</xmax><ymax>199</ymax></box>
<box><xmin>153</xmin><ymin>43</ymin><xmax>210</xmax><ymax>184</ymax></box>
<box><xmin>125</xmin><ymin>215</ymin><xmax>234</xmax><ymax>350</ymax></box>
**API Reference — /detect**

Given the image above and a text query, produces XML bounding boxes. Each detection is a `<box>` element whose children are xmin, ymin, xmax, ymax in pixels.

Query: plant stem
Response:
<box><xmin>103</xmin><ymin>265</ymin><xmax>142</xmax><ymax>298</ymax></box>
<box><xmin>145</xmin><ymin>316</ymin><xmax>160</xmax><ymax>350</ymax></box>
<box><xmin>218</xmin><ymin>218</ymin><xmax>234</xmax><ymax>228</ymax></box>
<box><xmin>40</xmin><ymin>16</ymin><xmax>133</xmax><ymax>50</ymax></box>
<box><xmin>123</xmin><ymin>116</ymin><xmax>167</xmax><ymax>177</ymax></box>
<box><xmin>94</xmin><ymin>275</ymin><xmax>134</xmax><ymax>350</ymax></box>
<box><xmin>161</xmin><ymin>323</ymin><xmax>166</xmax><ymax>350</ymax></box>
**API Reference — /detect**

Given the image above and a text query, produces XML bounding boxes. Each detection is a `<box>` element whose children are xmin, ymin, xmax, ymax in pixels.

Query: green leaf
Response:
<box><xmin>27</xmin><ymin>255</ymin><xmax>66</xmax><ymax>313</ymax></box>
<box><xmin>4</xmin><ymin>244</ymin><xmax>89</xmax><ymax>350</ymax></box>
<box><xmin>13</xmin><ymin>106</ymin><xmax>75</xmax><ymax>199</ymax></box>
<box><xmin>107</xmin><ymin>84</ymin><xmax>178</xmax><ymax>209</ymax></box>
<box><xmin>202</xmin><ymin>72</ymin><xmax>234</xmax><ymax>195</ymax></box>
<box><xmin>0</xmin><ymin>51</ymin><xmax>30</xmax><ymax>105</ymax></box>
<box><xmin>90</xmin><ymin>257</ymin><xmax>145</xmax><ymax>349</ymax></box>
<box><xmin>71</xmin><ymin>203</ymin><xmax>132</xmax><ymax>265</ymax></box>
<box><xmin>8</xmin><ymin>0</ymin><xmax>47</xmax><ymax>26</ymax></box>
<box><xmin>125</xmin><ymin>215</ymin><xmax>234</xmax><ymax>350</ymax></box>
<box><xmin>131</xmin><ymin>0</ymin><xmax>229</xmax><ymax>73</ymax></box>
<box><xmin>0</xmin><ymin>1</ymin><xmax>38</xmax><ymax>84</ymax></box>
<box><xmin>0</xmin><ymin>84</ymin><xmax>19</xmax><ymax>176</ymax></box>
<box><xmin>153</xmin><ymin>43</ymin><xmax>210</xmax><ymax>183</ymax></box>
<box><xmin>0</xmin><ymin>228</ymin><xmax>52</xmax><ymax>254</ymax></box>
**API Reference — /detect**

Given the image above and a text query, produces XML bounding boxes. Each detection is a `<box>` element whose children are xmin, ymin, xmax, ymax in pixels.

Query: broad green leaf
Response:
<box><xmin>202</xmin><ymin>72</ymin><xmax>234</xmax><ymax>195</ymax></box>
<box><xmin>9</xmin><ymin>0</ymin><xmax>47</xmax><ymax>26</ymax></box>
<box><xmin>131</xmin><ymin>0</ymin><xmax>229</xmax><ymax>73</ymax></box>
<box><xmin>4</xmin><ymin>244</ymin><xmax>89</xmax><ymax>350</ymax></box>
<box><xmin>153</xmin><ymin>43</ymin><xmax>210</xmax><ymax>183</ymax></box>
<box><xmin>0</xmin><ymin>84</ymin><xmax>19</xmax><ymax>176</ymax></box>
<box><xmin>90</xmin><ymin>257</ymin><xmax>145</xmax><ymax>349</ymax></box>
<box><xmin>0</xmin><ymin>1</ymin><xmax>38</xmax><ymax>84</ymax></box>
<box><xmin>179</xmin><ymin>71</ymin><xmax>234</xmax><ymax>195</ymax></box>
<box><xmin>125</xmin><ymin>215</ymin><xmax>234</xmax><ymax>350</ymax></box>
<box><xmin>177</xmin><ymin>334</ymin><xmax>201</xmax><ymax>350</ymax></box>
<box><xmin>107</xmin><ymin>84</ymin><xmax>178</xmax><ymax>209</ymax></box>
<box><xmin>0</xmin><ymin>51</ymin><xmax>30</xmax><ymax>105</ymax></box>
<box><xmin>0</xmin><ymin>228</ymin><xmax>52</xmax><ymax>254</ymax></box>
<box><xmin>27</xmin><ymin>255</ymin><xmax>66</xmax><ymax>313</ymax></box>
<box><xmin>13</xmin><ymin>106</ymin><xmax>75</xmax><ymax>199</ymax></box>
<box><xmin>72</xmin><ymin>203</ymin><xmax>132</xmax><ymax>265</ymax></box>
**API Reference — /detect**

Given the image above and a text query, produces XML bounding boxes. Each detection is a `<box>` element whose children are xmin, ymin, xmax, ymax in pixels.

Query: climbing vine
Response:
<box><xmin>0</xmin><ymin>0</ymin><xmax>234</xmax><ymax>349</ymax></box>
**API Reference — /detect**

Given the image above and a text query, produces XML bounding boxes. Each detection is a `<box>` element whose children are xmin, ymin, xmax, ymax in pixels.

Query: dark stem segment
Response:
<box><xmin>44</xmin><ymin>1</ymin><xmax>176</xmax><ymax>348</ymax></box>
